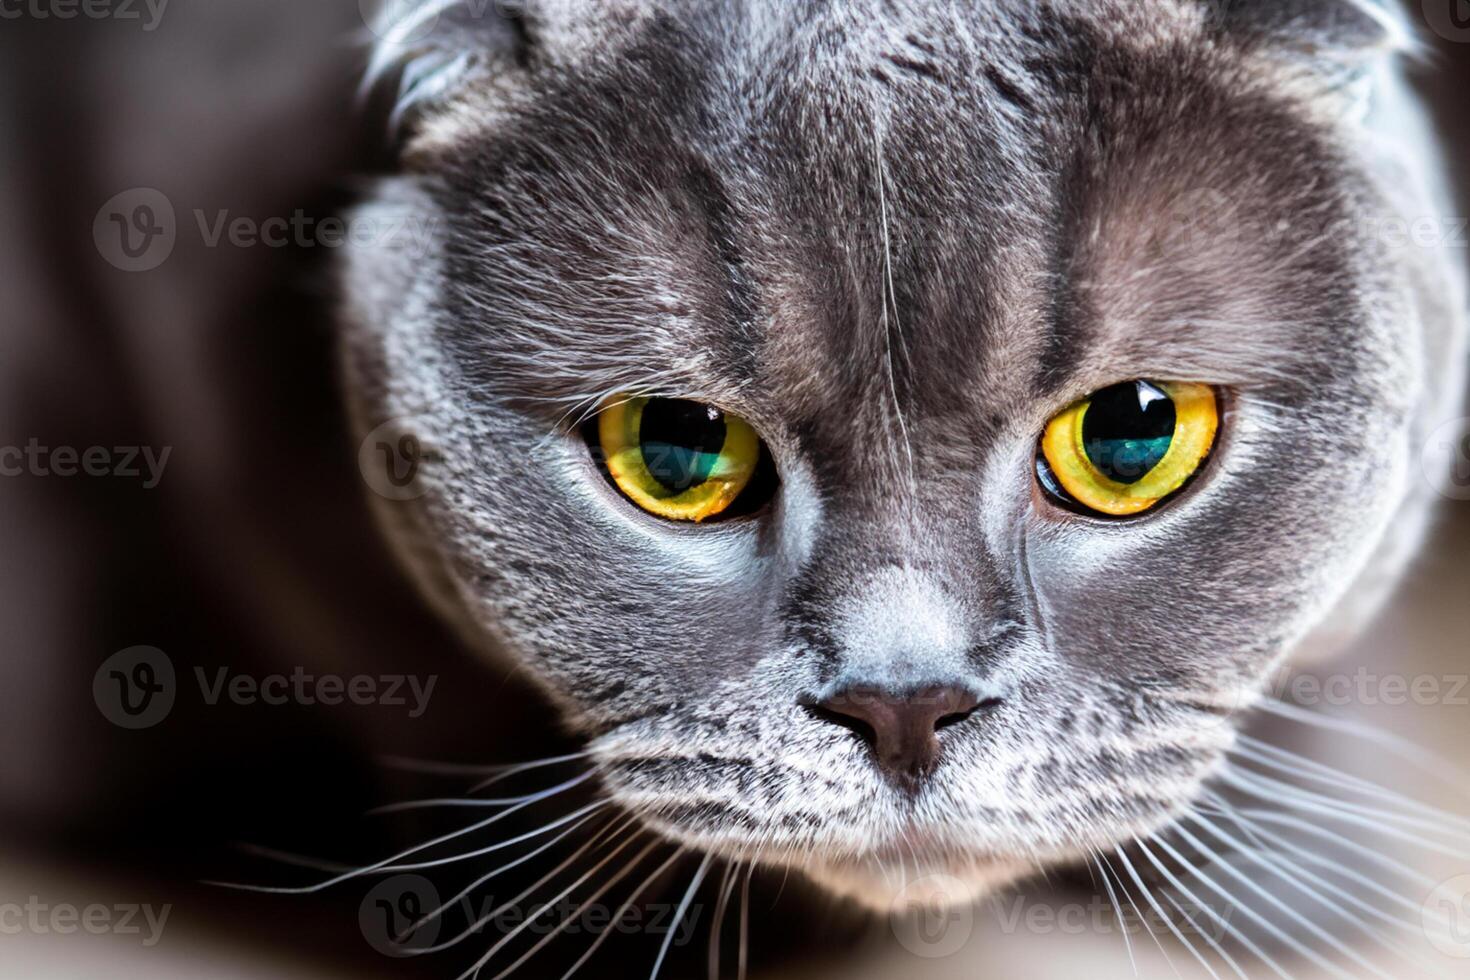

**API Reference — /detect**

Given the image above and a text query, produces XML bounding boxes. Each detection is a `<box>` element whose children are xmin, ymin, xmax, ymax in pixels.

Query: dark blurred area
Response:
<box><xmin>0</xmin><ymin>2</ymin><xmax>1467</xmax><ymax>977</ymax></box>
<box><xmin>0</xmin><ymin>3</ymin><xmax>572</xmax><ymax>975</ymax></box>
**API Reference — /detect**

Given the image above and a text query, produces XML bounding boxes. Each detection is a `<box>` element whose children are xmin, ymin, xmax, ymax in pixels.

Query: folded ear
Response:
<box><xmin>361</xmin><ymin>0</ymin><xmax>534</xmax><ymax>142</ymax></box>
<box><xmin>1207</xmin><ymin>0</ymin><xmax>1414</xmax><ymax>56</ymax></box>
<box><xmin>1205</xmin><ymin>0</ymin><xmax>1416</xmax><ymax>121</ymax></box>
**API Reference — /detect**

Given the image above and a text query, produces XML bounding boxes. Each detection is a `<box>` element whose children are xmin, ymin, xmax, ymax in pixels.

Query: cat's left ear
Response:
<box><xmin>360</xmin><ymin>0</ymin><xmax>540</xmax><ymax>148</ymax></box>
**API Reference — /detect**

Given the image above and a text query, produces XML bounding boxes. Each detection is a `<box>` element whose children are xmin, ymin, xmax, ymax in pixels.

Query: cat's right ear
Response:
<box><xmin>1204</xmin><ymin>0</ymin><xmax>1417</xmax><ymax>58</ymax></box>
<box><xmin>360</xmin><ymin>0</ymin><xmax>538</xmax><ymax>151</ymax></box>
<box><xmin>1202</xmin><ymin>0</ymin><xmax>1420</xmax><ymax>119</ymax></box>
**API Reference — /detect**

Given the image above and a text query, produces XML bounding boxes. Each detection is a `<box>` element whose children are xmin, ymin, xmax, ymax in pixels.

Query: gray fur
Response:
<box><xmin>342</xmin><ymin>0</ymin><xmax>1467</xmax><ymax>906</ymax></box>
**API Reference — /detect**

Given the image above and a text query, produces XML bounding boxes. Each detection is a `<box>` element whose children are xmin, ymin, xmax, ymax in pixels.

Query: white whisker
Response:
<box><xmin>560</xmin><ymin>847</ymin><xmax>687</xmax><ymax>980</ymax></box>
<box><xmin>709</xmin><ymin>860</ymin><xmax>739</xmax><ymax>980</ymax></box>
<box><xmin>1233</xmin><ymin>736</ymin><xmax>1470</xmax><ymax>832</ymax></box>
<box><xmin>1197</xmin><ymin>806</ymin><xmax>1446</xmax><ymax>973</ymax></box>
<box><xmin>380</xmin><ymin>752</ymin><xmax>588</xmax><ymax>778</ymax></box>
<box><xmin>1201</xmin><ymin>798</ymin><xmax>1456</xmax><ymax>928</ymax></box>
<box><xmin>1176</xmin><ymin>815</ymin><xmax>1379</xmax><ymax>979</ymax></box>
<box><xmin>737</xmin><ymin>862</ymin><xmax>752</xmax><ymax>980</ymax></box>
<box><xmin>1090</xmin><ymin>847</ymin><xmax>1140</xmax><ymax>977</ymax></box>
<box><xmin>231</xmin><ymin>843</ymin><xmax>363</xmax><ymax>874</ymax></box>
<box><xmin>382</xmin><ymin>799</ymin><xmax>611</xmax><ymax>874</ymax></box>
<box><xmin>1147</xmin><ymin>833</ymin><xmax>1296</xmax><ymax>980</ymax></box>
<box><xmin>446</xmin><ymin>832</ymin><xmax>651</xmax><ymax>974</ymax></box>
<box><xmin>1224</xmin><ymin>762</ymin><xmax>1470</xmax><ymax>842</ymax></box>
<box><xmin>1255</xmin><ymin>698</ymin><xmax>1470</xmax><ymax>793</ymax></box>
<box><xmin>1224</xmin><ymin>808</ymin><xmax>1439</xmax><ymax>889</ymax></box>
<box><xmin>208</xmin><ymin>771</ymin><xmax>595</xmax><ymax>895</ymax></box>
<box><xmin>1133</xmin><ymin>836</ymin><xmax>1262</xmax><ymax>980</ymax></box>
<box><xmin>650</xmin><ymin>853</ymin><xmax>714</xmax><ymax>980</ymax></box>
<box><xmin>485</xmin><ymin>834</ymin><xmax>660</xmax><ymax>980</ymax></box>
<box><xmin>372</xmin><ymin>790</ymin><xmax>580</xmax><ymax>816</ymax></box>
<box><xmin>1117</xmin><ymin>843</ymin><xmax>1219</xmax><ymax>980</ymax></box>
<box><xmin>1220</xmin><ymin>768</ymin><xmax>1470</xmax><ymax>859</ymax></box>
<box><xmin>402</xmin><ymin>808</ymin><xmax>612</xmax><ymax>938</ymax></box>
<box><xmin>1106</xmin><ymin>847</ymin><xmax>1181</xmax><ymax>979</ymax></box>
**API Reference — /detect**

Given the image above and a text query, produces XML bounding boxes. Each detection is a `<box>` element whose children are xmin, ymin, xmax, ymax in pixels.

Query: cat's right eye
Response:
<box><xmin>587</xmin><ymin>395</ymin><xmax>778</xmax><ymax>523</ymax></box>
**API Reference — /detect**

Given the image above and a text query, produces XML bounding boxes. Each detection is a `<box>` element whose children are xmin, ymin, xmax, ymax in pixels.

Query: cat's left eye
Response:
<box><xmin>1036</xmin><ymin>380</ymin><xmax>1219</xmax><ymax>517</ymax></box>
<box><xmin>589</xmin><ymin>396</ymin><xmax>776</xmax><ymax>523</ymax></box>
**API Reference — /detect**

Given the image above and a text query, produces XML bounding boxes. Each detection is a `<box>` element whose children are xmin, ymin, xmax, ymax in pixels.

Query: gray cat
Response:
<box><xmin>344</xmin><ymin>0</ymin><xmax>1467</xmax><ymax>930</ymax></box>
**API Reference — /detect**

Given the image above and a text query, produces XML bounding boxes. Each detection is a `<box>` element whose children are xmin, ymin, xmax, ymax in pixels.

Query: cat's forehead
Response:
<box><xmin>436</xmin><ymin>0</ymin><xmax>1366</xmax><ymax>448</ymax></box>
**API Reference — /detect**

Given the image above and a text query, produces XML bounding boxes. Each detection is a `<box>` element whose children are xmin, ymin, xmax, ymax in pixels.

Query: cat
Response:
<box><xmin>342</xmin><ymin>0</ymin><xmax>1469</xmax><ymax>965</ymax></box>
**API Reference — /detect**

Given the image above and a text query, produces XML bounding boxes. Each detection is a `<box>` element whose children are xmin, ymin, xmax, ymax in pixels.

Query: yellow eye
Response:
<box><xmin>595</xmin><ymin>396</ymin><xmax>766</xmax><ymax>522</ymax></box>
<box><xmin>1038</xmin><ymin>381</ymin><xmax>1219</xmax><ymax>517</ymax></box>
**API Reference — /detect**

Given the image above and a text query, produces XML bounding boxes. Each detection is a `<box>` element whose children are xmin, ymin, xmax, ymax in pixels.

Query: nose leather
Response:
<box><xmin>811</xmin><ymin>686</ymin><xmax>992</xmax><ymax>788</ymax></box>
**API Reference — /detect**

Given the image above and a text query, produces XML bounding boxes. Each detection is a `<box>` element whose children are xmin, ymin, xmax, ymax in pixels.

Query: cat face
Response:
<box><xmin>343</xmin><ymin>0</ymin><xmax>1462</xmax><ymax>905</ymax></box>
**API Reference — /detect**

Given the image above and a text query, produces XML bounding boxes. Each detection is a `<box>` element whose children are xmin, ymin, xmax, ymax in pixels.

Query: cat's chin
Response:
<box><xmin>798</xmin><ymin>855</ymin><xmax>1034</xmax><ymax>912</ymax></box>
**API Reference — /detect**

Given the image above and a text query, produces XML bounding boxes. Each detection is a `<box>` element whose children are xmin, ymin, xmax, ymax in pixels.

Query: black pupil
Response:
<box><xmin>1081</xmin><ymin>381</ymin><xmax>1176</xmax><ymax>484</ymax></box>
<box><xmin>639</xmin><ymin>400</ymin><xmax>727</xmax><ymax>492</ymax></box>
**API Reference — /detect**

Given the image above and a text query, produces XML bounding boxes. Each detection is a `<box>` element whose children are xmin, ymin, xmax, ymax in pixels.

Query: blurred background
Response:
<box><xmin>1</xmin><ymin>1</ymin><xmax>1467</xmax><ymax>977</ymax></box>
